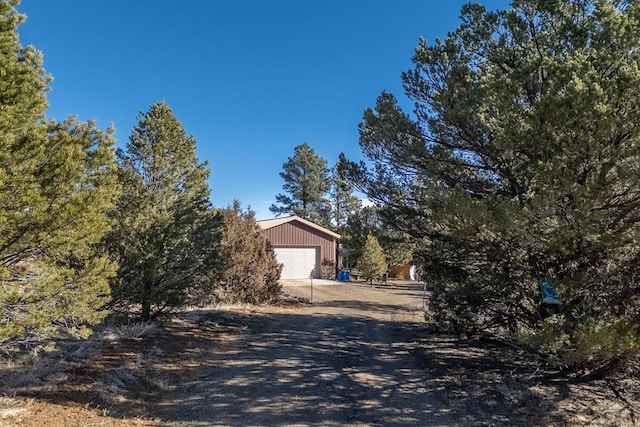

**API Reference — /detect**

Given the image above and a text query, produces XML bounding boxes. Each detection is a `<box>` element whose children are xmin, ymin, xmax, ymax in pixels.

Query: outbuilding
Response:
<box><xmin>257</xmin><ymin>216</ymin><xmax>340</xmax><ymax>280</ymax></box>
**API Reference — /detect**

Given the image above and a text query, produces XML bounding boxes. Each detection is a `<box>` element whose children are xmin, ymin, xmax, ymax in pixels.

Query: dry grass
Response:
<box><xmin>0</xmin><ymin>325</ymin><xmax>115</xmax><ymax>395</ymax></box>
<box><xmin>0</xmin><ymin>396</ymin><xmax>31</xmax><ymax>426</ymax></box>
<box><xmin>1</xmin><ymin>349</ymin><xmax>64</xmax><ymax>391</ymax></box>
<box><xmin>93</xmin><ymin>343</ymin><xmax>174</xmax><ymax>407</ymax></box>
<box><xmin>0</xmin><ymin>320</ymin><xmax>165</xmax><ymax>420</ymax></box>
<box><xmin>102</xmin><ymin>322</ymin><xmax>158</xmax><ymax>342</ymax></box>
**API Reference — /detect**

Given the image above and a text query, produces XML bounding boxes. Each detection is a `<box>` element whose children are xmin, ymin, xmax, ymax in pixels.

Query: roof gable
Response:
<box><xmin>257</xmin><ymin>215</ymin><xmax>340</xmax><ymax>239</ymax></box>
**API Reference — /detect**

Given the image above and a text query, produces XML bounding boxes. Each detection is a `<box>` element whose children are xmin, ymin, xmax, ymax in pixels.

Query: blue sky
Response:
<box><xmin>17</xmin><ymin>0</ymin><xmax>510</xmax><ymax>220</ymax></box>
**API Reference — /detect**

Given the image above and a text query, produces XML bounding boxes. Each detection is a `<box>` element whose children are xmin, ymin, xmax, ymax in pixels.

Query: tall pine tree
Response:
<box><xmin>328</xmin><ymin>153</ymin><xmax>362</xmax><ymax>232</ymax></box>
<box><xmin>270</xmin><ymin>142</ymin><xmax>331</xmax><ymax>226</ymax></box>
<box><xmin>106</xmin><ymin>102</ymin><xmax>221</xmax><ymax>320</ymax></box>
<box><xmin>0</xmin><ymin>0</ymin><xmax>119</xmax><ymax>343</ymax></box>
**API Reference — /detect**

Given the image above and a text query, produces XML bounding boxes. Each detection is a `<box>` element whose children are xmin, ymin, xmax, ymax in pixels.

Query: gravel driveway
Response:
<box><xmin>7</xmin><ymin>280</ymin><xmax>635</xmax><ymax>426</ymax></box>
<box><xmin>156</xmin><ymin>280</ymin><xmax>453</xmax><ymax>426</ymax></box>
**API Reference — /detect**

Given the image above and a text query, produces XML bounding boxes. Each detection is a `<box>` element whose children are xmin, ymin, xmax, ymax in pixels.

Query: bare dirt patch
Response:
<box><xmin>1</xmin><ymin>279</ymin><xmax>638</xmax><ymax>426</ymax></box>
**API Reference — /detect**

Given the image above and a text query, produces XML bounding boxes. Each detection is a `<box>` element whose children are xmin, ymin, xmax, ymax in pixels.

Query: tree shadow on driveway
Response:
<box><xmin>2</xmin><ymin>302</ymin><xmax>635</xmax><ymax>426</ymax></box>
<box><xmin>149</xmin><ymin>308</ymin><xmax>571</xmax><ymax>427</ymax></box>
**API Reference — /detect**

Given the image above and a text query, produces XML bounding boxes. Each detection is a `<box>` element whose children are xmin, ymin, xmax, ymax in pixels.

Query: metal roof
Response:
<box><xmin>256</xmin><ymin>215</ymin><xmax>341</xmax><ymax>239</ymax></box>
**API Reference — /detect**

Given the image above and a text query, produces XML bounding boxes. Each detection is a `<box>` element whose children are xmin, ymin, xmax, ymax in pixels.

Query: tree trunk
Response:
<box><xmin>141</xmin><ymin>295</ymin><xmax>151</xmax><ymax>321</ymax></box>
<box><xmin>141</xmin><ymin>302</ymin><xmax>151</xmax><ymax>321</ymax></box>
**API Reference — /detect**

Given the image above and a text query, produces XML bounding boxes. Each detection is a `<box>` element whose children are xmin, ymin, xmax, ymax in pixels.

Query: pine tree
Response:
<box><xmin>377</xmin><ymin>226</ymin><xmax>415</xmax><ymax>267</ymax></box>
<box><xmin>106</xmin><ymin>102</ymin><xmax>221</xmax><ymax>321</ymax></box>
<box><xmin>0</xmin><ymin>0</ymin><xmax>119</xmax><ymax>343</ymax></box>
<box><xmin>341</xmin><ymin>206</ymin><xmax>378</xmax><ymax>269</ymax></box>
<box><xmin>340</xmin><ymin>206</ymin><xmax>413</xmax><ymax>269</ymax></box>
<box><xmin>355</xmin><ymin>0</ymin><xmax>640</xmax><ymax>374</ymax></box>
<box><xmin>270</xmin><ymin>142</ymin><xmax>331</xmax><ymax>226</ymax></box>
<box><xmin>215</xmin><ymin>200</ymin><xmax>282</xmax><ymax>304</ymax></box>
<box><xmin>329</xmin><ymin>153</ymin><xmax>362</xmax><ymax>231</ymax></box>
<box><xmin>357</xmin><ymin>234</ymin><xmax>387</xmax><ymax>287</ymax></box>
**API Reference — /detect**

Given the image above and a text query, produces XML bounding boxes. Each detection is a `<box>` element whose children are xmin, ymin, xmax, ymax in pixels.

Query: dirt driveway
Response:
<box><xmin>157</xmin><ymin>280</ymin><xmax>446</xmax><ymax>426</ymax></box>
<box><xmin>4</xmin><ymin>280</ymin><xmax>637</xmax><ymax>426</ymax></box>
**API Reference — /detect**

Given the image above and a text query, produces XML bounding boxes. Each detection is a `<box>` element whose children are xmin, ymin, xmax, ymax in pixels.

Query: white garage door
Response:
<box><xmin>273</xmin><ymin>247</ymin><xmax>318</xmax><ymax>279</ymax></box>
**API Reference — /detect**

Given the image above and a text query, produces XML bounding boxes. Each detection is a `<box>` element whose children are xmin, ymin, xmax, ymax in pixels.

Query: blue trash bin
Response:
<box><xmin>344</xmin><ymin>271</ymin><xmax>350</xmax><ymax>281</ymax></box>
<box><xmin>337</xmin><ymin>270</ymin><xmax>344</xmax><ymax>281</ymax></box>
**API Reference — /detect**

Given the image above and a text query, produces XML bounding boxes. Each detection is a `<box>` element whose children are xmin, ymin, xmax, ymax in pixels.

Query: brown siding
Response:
<box><xmin>262</xmin><ymin>221</ymin><xmax>337</xmax><ymax>265</ymax></box>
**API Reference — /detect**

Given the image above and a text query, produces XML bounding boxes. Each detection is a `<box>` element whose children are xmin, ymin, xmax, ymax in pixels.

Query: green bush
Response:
<box><xmin>214</xmin><ymin>201</ymin><xmax>282</xmax><ymax>304</ymax></box>
<box><xmin>520</xmin><ymin>315</ymin><xmax>639</xmax><ymax>376</ymax></box>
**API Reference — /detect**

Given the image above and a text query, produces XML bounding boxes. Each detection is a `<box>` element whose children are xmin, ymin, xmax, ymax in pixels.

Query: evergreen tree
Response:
<box><xmin>341</xmin><ymin>206</ymin><xmax>378</xmax><ymax>269</ymax></box>
<box><xmin>355</xmin><ymin>0</ymin><xmax>640</xmax><ymax>374</ymax></box>
<box><xmin>340</xmin><ymin>206</ymin><xmax>413</xmax><ymax>269</ymax></box>
<box><xmin>215</xmin><ymin>200</ymin><xmax>282</xmax><ymax>304</ymax></box>
<box><xmin>377</xmin><ymin>226</ymin><xmax>415</xmax><ymax>267</ymax></box>
<box><xmin>106</xmin><ymin>102</ymin><xmax>221</xmax><ymax>321</ymax></box>
<box><xmin>0</xmin><ymin>0</ymin><xmax>119</xmax><ymax>343</ymax></box>
<box><xmin>357</xmin><ymin>234</ymin><xmax>387</xmax><ymax>287</ymax></box>
<box><xmin>329</xmin><ymin>153</ymin><xmax>362</xmax><ymax>232</ymax></box>
<box><xmin>270</xmin><ymin>142</ymin><xmax>331</xmax><ymax>226</ymax></box>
